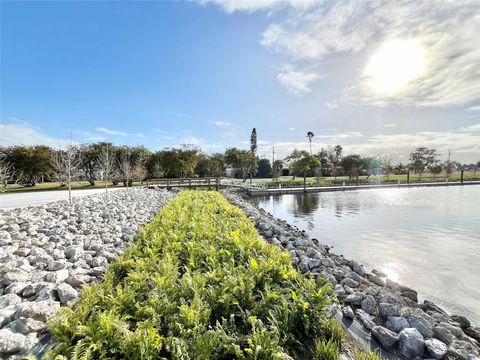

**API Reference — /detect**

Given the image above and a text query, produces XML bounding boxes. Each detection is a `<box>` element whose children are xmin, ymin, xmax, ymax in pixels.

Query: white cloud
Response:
<box><xmin>277</xmin><ymin>65</ymin><xmax>319</xmax><ymax>96</ymax></box>
<box><xmin>326</xmin><ymin>102</ymin><xmax>338</xmax><ymax>110</ymax></box>
<box><xmin>0</xmin><ymin>121</ymin><xmax>72</xmax><ymax>148</ymax></box>
<box><xmin>289</xmin><ymin>127</ymin><xmax>295</xmax><ymax>131</ymax></box>
<box><xmin>96</xmin><ymin>127</ymin><xmax>128</xmax><ymax>136</ymax></box>
<box><xmin>136</xmin><ymin>133</ymin><xmax>145</xmax><ymax>138</ymax></box>
<box><xmin>384</xmin><ymin>124</ymin><xmax>397</xmax><ymax>128</ymax></box>
<box><xmin>257</xmin><ymin>127</ymin><xmax>480</xmax><ymax>163</ymax></box>
<box><xmin>200</xmin><ymin>0</ymin><xmax>317</xmax><ymax>14</ymax></box>
<box><xmin>154</xmin><ymin>128</ymin><xmax>165</xmax><ymax>134</ymax></box>
<box><xmin>212</xmin><ymin>121</ymin><xmax>232</xmax><ymax>128</ymax></box>
<box><xmin>214</xmin><ymin>0</ymin><xmax>480</xmax><ymax>105</ymax></box>
<box><xmin>460</xmin><ymin>124</ymin><xmax>480</xmax><ymax>132</ymax></box>
<box><xmin>466</xmin><ymin>106</ymin><xmax>480</xmax><ymax>112</ymax></box>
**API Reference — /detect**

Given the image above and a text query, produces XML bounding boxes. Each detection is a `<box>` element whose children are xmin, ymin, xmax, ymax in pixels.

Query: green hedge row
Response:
<box><xmin>46</xmin><ymin>190</ymin><xmax>339</xmax><ymax>359</ymax></box>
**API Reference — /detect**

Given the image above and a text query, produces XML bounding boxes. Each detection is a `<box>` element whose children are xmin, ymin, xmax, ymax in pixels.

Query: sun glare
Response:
<box><xmin>365</xmin><ymin>39</ymin><xmax>425</xmax><ymax>94</ymax></box>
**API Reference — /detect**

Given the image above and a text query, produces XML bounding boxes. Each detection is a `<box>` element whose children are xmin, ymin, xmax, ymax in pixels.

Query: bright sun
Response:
<box><xmin>365</xmin><ymin>39</ymin><xmax>425</xmax><ymax>93</ymax></box>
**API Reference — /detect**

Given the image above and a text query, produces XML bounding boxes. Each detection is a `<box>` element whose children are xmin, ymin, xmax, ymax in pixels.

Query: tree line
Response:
<box><xmin>0</xmin><ymin>140</ymin><xmax>478</xmax><ymax>190</ymax></box>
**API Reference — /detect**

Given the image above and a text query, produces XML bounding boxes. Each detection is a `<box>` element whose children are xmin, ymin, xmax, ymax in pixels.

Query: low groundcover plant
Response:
<box><xmin>46</xmin><ymin>190</ymin><xmax>340</xmax><ymax>359</ymax></box>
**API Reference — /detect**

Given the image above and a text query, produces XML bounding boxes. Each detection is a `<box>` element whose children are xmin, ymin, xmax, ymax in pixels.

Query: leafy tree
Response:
<box><xmin>209</xmin><ymin>152</ymin><xmax>226</xmax><ymax>177</ymax></box>
<box><xmin>332</xmin><ymin>165</ymin><xmax>343</xmax><ymax>179</ymax></box>
<box><xmin>225</xmin><ymin>147</ymin><xmax>251</xmax><ymax>179</ymax></box>
<box><xmin>429</xmin><ymin>163</ymin><xmax>443</xmax><ymax>179</ymax></box>
<box><xmin>340</xmin><ymin>154</ymin><xmax>363</xmax><ymax>179</ymax></box>
<box><xmin>393</xmin><ymin>163</ymin><xmax>408</xmax><ymax>175</ymax></box>
<box><xmin>332</xmin><ymin>145</ymin><xmax>343</xmax><ymax>165</ymax></box>
<box><xmin>272</xmin><ymin>159</ymin><xmax>283</xmax><ymax>179</ymax></box>
<box><xmin>178</xmin><ymin>145</ymin><xmax>200</xmax><ymax>178</ymax></box>
<box><xmin>409</xmin><ymin>147</ymin><xmax>439</xmax><ymax>178</ymax></box>
<box><xmin>80</xmin><ymin>143</ymin><xmax>102</xmax><ymax>185</ymax></box>
<box><xmin>250</xmin><ymin>128</ymin><xmax>257</xmax><ymax>154</ymax></box>
<box><xmin>256</xmin><ymin>158</ymin><xmax>272</xmax><ymax>178</ymax></box>
<box><xmin>286</xmin><ymin>149</ymin><xmax>320</xmax><ymax>190</ymax></box>
<box><xmin>4</xmin><ymin>145</ymin><xmax>53</xmax><ymax>186</ymax></box>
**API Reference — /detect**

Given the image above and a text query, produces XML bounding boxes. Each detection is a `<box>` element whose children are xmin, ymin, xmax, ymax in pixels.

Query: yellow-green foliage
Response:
<box><xmin>354</xmin><ymin>349</ymin><xmax>382</xmax><ymax>360</ymax></box>
<box><xmin>47</xmin><ymin>191</ymin><xmax>336</xmax><ymax>359</ymax></box>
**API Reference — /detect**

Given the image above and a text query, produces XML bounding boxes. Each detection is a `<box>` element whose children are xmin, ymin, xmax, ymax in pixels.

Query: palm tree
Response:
<box><xmin>306</xmin><ymin>131</ymin><xmax>314</xmax><ymax>155</ymax></box>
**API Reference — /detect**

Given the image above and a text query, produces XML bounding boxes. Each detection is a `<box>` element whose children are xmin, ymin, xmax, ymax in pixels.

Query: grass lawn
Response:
<box><xmin>1</xmin><ymin>181</ymin><xmax>143</xmax><ymax>194</ymax></box>
<box><xmin>251</xmin><ymin>171</ymin><xmax>479</xmax><ymax>187</ymax></box>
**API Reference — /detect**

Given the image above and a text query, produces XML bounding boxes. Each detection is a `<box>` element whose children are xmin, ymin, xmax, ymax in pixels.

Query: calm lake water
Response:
<box><xmin>251</xmin><ymin>186</ymin><xmax>480</xmax><ymax>325</ymax></box>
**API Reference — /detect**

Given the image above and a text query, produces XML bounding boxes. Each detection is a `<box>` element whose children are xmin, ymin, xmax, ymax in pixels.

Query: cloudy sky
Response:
<box><xmin>1</xmin><ymin>0</ymin><xmax>479</xmax><ymax>163</ymax></box>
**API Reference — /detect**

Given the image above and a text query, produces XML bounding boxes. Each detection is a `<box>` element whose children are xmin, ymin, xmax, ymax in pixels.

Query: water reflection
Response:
<box><xmin>254</xmin><ymin>186</ymin><xmax>480</xmax><ymax>325</ymax></box>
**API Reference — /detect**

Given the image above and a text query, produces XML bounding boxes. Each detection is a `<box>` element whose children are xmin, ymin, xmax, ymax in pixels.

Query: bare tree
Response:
<box><xmin>51</xmin><ymin>145</ymin><xmax>82</xmax><ymax>205</ymax></box>
<box><xmin>133</xmin><ymin>164</ymin><xmax>148</xmax><ymax>184</ymax></box>
<box><xmin>98</xmin><ymin>144</ymin><xmax>115</xmax><ymax>197</ymax></box>
<box><xmin>117</xmin><ymin>152</ymin><xmax>133</xmax><ymax>189</ymax></box>
<box><xmin>0</xmin><ymin>157</ymin><xmax>15</xmax><ymax>192</ymax></box>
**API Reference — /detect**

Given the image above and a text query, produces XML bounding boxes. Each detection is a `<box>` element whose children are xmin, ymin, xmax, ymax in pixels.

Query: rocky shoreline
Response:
<box><xmin>222</xmin><ymin>189</ymin><xmax>480</xmax><ymax>360</ymax></box>
<box><xmin>0</xmin><ymin>188</ymin><xmax>174</xmax><ymax>359</ymax></box>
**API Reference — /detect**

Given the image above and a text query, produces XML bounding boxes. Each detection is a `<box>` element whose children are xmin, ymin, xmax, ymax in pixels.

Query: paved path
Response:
<box><xmin>0</xmin><ymin>188</ymin><xmax>124</xmax><ymax>210</ymax></box>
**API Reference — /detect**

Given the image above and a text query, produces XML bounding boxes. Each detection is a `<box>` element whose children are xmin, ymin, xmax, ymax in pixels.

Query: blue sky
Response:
<box><xmin>1</xmin><ymin>0</ymin><xmax>479</xmax><ymax>163</ymax></box>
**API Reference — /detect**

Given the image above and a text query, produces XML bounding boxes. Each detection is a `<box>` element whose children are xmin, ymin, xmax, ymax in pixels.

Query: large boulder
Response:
<box><xmin>372</xmin><ymin>325</ymin><xmax>399</xmax><ymax>348</ymax></box>
<box><xmin>386</xmin><ymin>316</ymin><xmax>410</xmax><ymax>333</ymax></box>
<box><xmin>56</xmin><ymin>283</ymin><xmax>78</xmax><ymax>305</ymax></box>
<box><xmin>15</xmin><ymin>300</ymin><xmax>60</xmax><ymax>322</ymax></box>
<box><xmin>408</xmin><ymin>314</ymin><xmax>434</xmax><ymax>338</ymax></box>
<box><xmin>398</xmin><ymin>328</ymin><xmax>425</xmax><ymax>359</ymax></box>
<box><xmin>425</xmin><ymin>338</ymin><xmax>448</xmax><ymax>359</ymax></box>
<box><xmin>0</xmin><ymin>328</ymin><xmax>26</xmax><ymax>355</ymax></box>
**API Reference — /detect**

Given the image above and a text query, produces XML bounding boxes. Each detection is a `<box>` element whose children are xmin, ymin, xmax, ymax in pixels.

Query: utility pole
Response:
<box><xmin>272</xmin><ymin>146</ymin><xmax>275</xmax><ymax>180</ymax></box>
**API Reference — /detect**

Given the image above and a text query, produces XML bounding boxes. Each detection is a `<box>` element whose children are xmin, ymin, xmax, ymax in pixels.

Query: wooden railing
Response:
<box><xmin>146</xmin><ymin>177</ymin><xmax>221</xmax><ymax>189</ymax></box>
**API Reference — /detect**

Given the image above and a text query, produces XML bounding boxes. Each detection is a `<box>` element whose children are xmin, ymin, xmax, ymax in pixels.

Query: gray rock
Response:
<box><xmin>379</xmin><ymin>302</ymin><xmax>400</xmax><ymax>317</ymax></box>
<box><xmin>345</xmin><ymin>292</ymin><xmax>365</xmax><ymax>306</ymax></box>
<box><xmin>0</xmin><ymin>294</ymin><xmax>22</xmax><ymax>309</ymax></box>
<box><xmin>350</xmin><ymin>260</ymin><xmax>365</xmax><ymax>276</ymax></box>
<box><xmin>464</xmin><ymin>327</ymin><xmax>480</xmax><ymax>343</ymax></box>
<box><xmin>342</xmin><ymin>306</ymin><xmax>355</xmax><ymax>320</ymax></box>
<box><xmin>361</xmin><ymin>295</ymin><xmax>377</xmax><ymax>315</ymax></box>
<box><xmin>341</xmin><ymin>278</ymin><xmax>359</xmax><ymax>288</ymax></box>
<box><xmin>15</xmin><ymin>300</ymin><xmax>60</xmax><ymax>322</ymax></box>
<box><xmin>408</xmin><ymin>314</ymin><xmax>434</xmax><ymax>338</ymax></box>
<box><xmin>356</xmin><ymin>309</ymin><xmax>375</xmax><ymax>330</ymax></box>
<box><xmin>386</xmin><ymin>316</ymin><xmax>410</xmax><ymax>333</ymax></box>
<box><xmin>425</xmin><ymin>338</ymin><xmax>448</xmax><ymax>359</ymax></box>
<box><xmin>0</xmin><ymin>328</ymin><xmax>25</xmax><ymax>355</ymax></box>
<box><xmin>372</xmin><ymin>325</ymin><xmax>399</xmax><ymax>348</ymax></box>
<box><xmin>398</xmin><ymin>328</ymin><xmax>425</xmax><ymax>359</ymax></box>
<box><xmin>0</xmin><ymin>305</ymin><xmax>17</xmax><ymax>327</ymax></box>
<box><xmin>8</xmin><ymin>318</ymin><xmax>46</xmax><ymax>334</ymax></box>
<box><xmin>21</xmin><ymin>283</ymin><xmax>47</xmax><ymax>298</ymax></box>
<box><xmin>308</xmin><ymin>258</ymin><xmax>321</xmax><ymax>270</ymax></box>
<box><xmin>65</xmin><ymin>274</ymin><xmax>94</xmax><ymax>287</ymax></box>
<box><xmin>346</xmin><ymin>271</ymin><xmax>363</xmax><ymax>283</ymax></box>
<box><xmin>22</xmin><ymin>332</ymin><xmax>38</xmax><ymax>353</ymax></box>
<box><xmin>368</xmin><ymin>273</ymin><xmax>385</xmax><ymax>287</ymax></box>
<box><xmin>56</xmin><ymin>283</ymin><xmax>78</xmax><ymax>304</ymax></box>
<box><xmin>451</xmin><ymin>315</ymin><xmax>471</xmax><ymax>330</ymax></box>
<box><xmin>1</xmin><ymin>269</ymin><xmax>29</xmax><ymax>286</ymax></box>
<box><xmin>447</xmin><ymin>340</ymin><xmax>479</xmax><ymax>360</ymax></box>
<box><xmin>434</xmin><ymin>324</ymin><xmax>454</xmax><ymax>345</ymax></box>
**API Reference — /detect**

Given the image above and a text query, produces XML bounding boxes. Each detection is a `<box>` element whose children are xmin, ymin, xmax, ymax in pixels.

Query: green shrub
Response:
<box><xmin>354</xmin><ymin>349</ymin><xmax>382</xmax><ymax>360</ymax></box>
<box><xmin>312</xmin><ymin>338</ymin><xmax>341</xmax><ymax>360</ymax></box>
<box><xmin>46</xmin><ymin>190</ymin><xmax>337</xmax><ymax>359</ymax></box>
